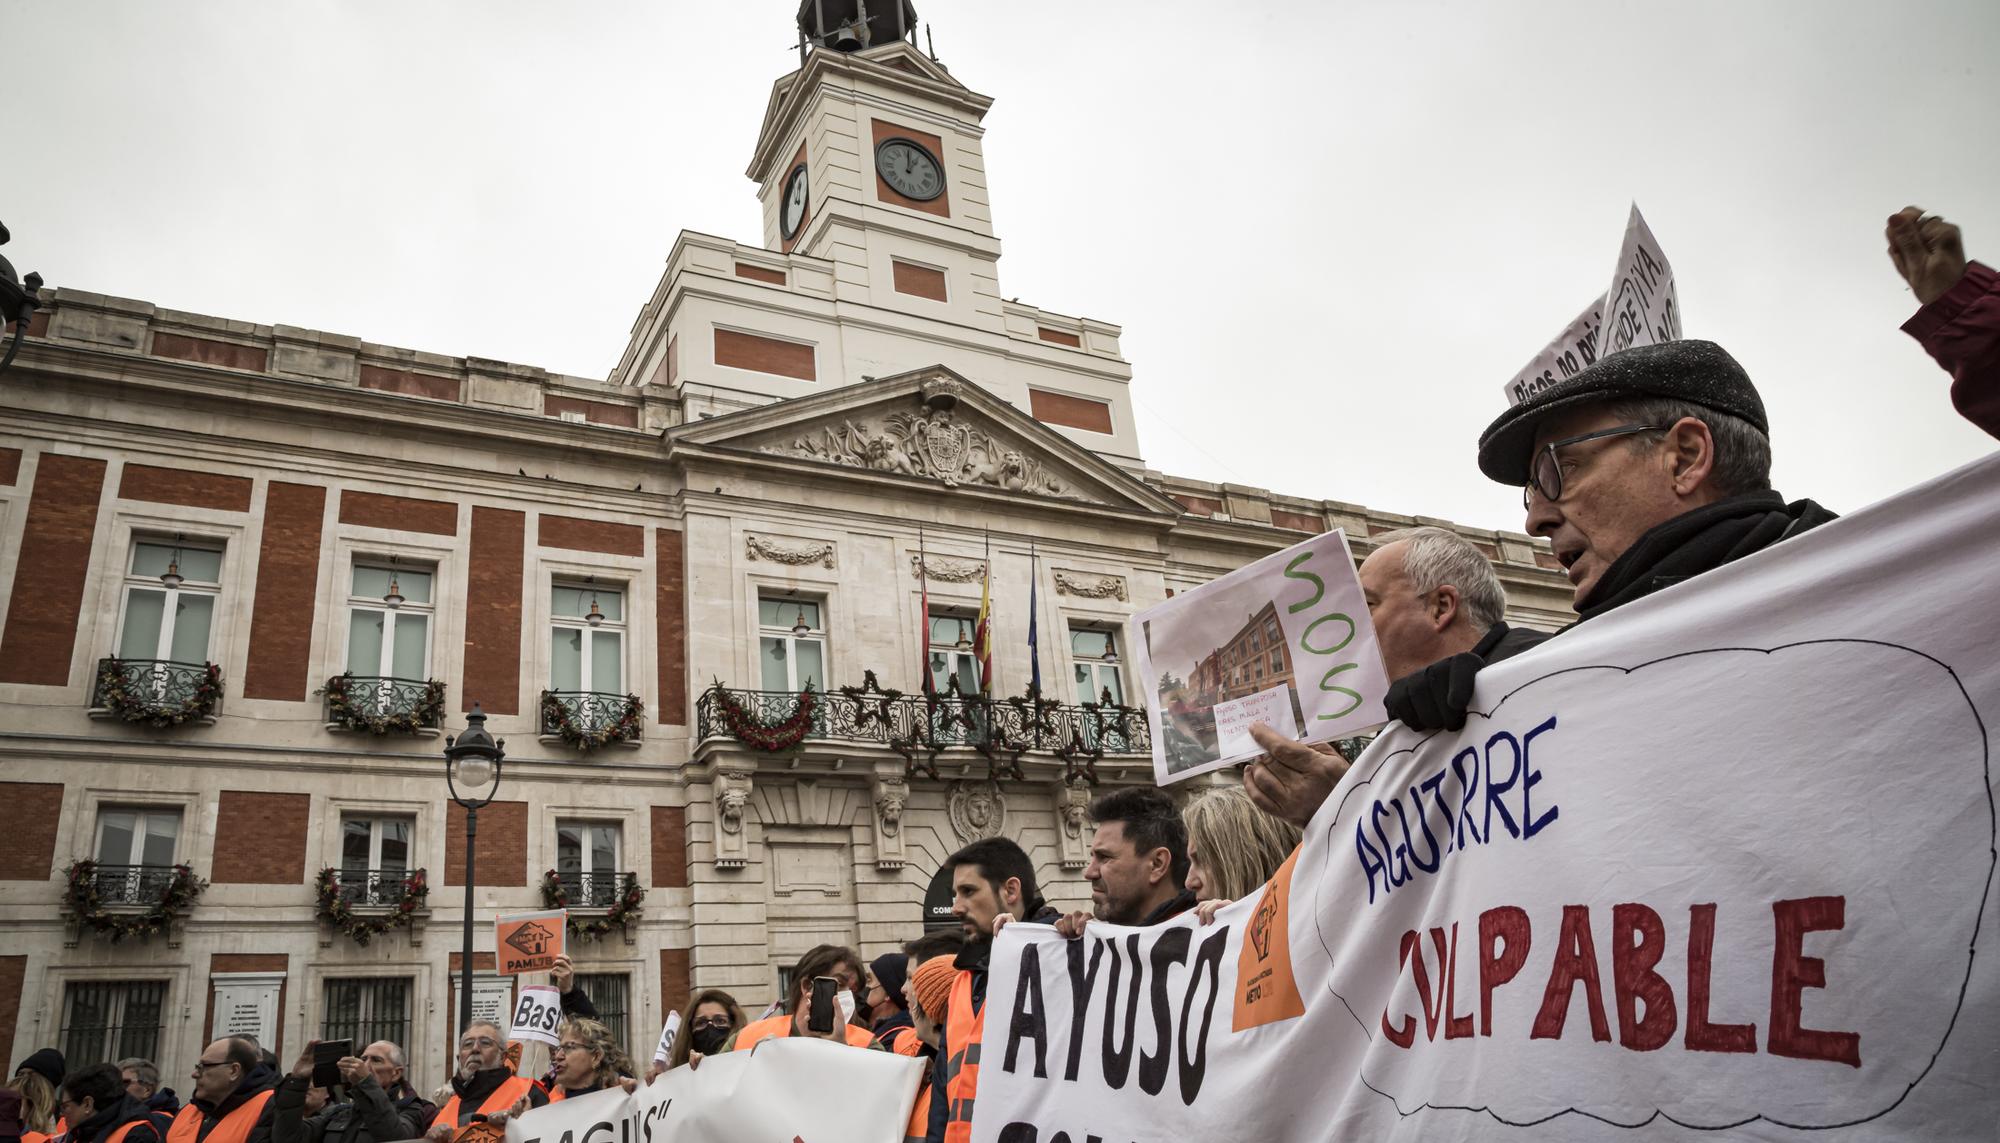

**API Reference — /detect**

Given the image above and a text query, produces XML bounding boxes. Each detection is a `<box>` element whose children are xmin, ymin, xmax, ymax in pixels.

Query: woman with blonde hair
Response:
<box><xmin>6</xmin><ymin>1049</ymin><xmax>65</xmax><ymax>1142</ymax></box>
<box><xmin>1182</xmin><ymin>787</ymin><xmax>1302</xmax><ymax>920</ymax></box>
<box><xmin>547</xmin><ymin>1018</ymin><xmax>634</xmax><ymax>1101</ymax></box>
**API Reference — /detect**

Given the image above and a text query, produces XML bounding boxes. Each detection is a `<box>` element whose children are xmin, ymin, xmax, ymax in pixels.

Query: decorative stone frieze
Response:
<box><xmin>910</xmin><ymin>554</ymin><xmax>986</xmax><ymax>583</ymax></box>
<box><xmin>872</xmin><ymin>773</ymin><xmax>909</xmax><ymax>869</ymax></box>
<box><xmin>1053</xmin><ymin>782</ymin><xmax>1092</xmax><ymax>870</ymax></box>
<box><xmin>947</xmin><ymin>780</ymin><xmax>1007</xmax><ymax>842</ymax></box>
<box><xmin>714</xmin><ymin>770</ymin><xmax>755</xmax><ymax>869</ymax></box>
<box><xmin>745</xmin><ymin>533</ymin><xmax>837</xmax><ymax>568</ymax></box>
<box><xmin>1052</xmin><ymin>569</ymin><xmax>1128</xmax><ymax>601</ymax></box>
<box><xmin>760</xmin><ymin>391</ymin><xmax>1087</xmax><ymax>500</ymax></box>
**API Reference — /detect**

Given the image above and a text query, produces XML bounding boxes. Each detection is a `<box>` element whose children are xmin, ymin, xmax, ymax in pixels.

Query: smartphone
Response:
<box><xmin>806</xmin><ymin>975</ymin><xmax>839</xmax><ymax>1035</ymax></box>
<box><xmin>312</xmin><ymin>1039</ymin><xmax>351</xmax><ymax>1089</ymax></box>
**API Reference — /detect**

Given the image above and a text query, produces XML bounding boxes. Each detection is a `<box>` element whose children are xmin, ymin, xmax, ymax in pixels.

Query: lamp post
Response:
<box><xmin>444</xmin><ymin>704</ymin><xmax>505</xmax><ymax>1038</ymax></box>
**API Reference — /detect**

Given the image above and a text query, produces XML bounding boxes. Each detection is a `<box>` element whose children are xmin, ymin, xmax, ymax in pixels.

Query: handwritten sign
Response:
<box><xmin>1504</xmin><ymin>299</ymin><xmax>1602</xmax><ymax>406</ymax></box>
<box><xmin>494</xmin><ymin>909</ymin><xmax>565</xmax><ymax>976</ymax></box>
<box><xmin>1502</xmin><ymin>204</ymin><xmax>1680</xmax><ymax>407</ymax></box>
<box><xmin>1131</xmin><ymin>528</ymin><xmax>1389</xmax><ymax>784</ymax></box>
<box><xmin>975</xmin><ymin>452</ymin><xmax>2000</xmax><ymax>1141</ymax></box>
<box><xmin>508</xmin><ymin>984</ymin><xmax>563</xmax><ymax>1048</ymax></box>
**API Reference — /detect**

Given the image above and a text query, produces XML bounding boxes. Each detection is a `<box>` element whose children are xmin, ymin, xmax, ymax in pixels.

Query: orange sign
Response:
<box><xmin>495</xmin><ymin>908</ymin><xmax>566</xmax><ymax>976</ymax></box>
<box><xmin>1232</xmin><ymin>845</ymin><xmax>1305</xmax><ymax>1030</ymax></box>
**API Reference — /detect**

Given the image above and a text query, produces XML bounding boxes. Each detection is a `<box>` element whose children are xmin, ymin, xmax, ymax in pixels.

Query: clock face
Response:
<box><xmin>875</xmin><ymin>138</ymin><xmax>944</xmax><ymax>202</ymax></box>
<box><xmin>781</xmin><ymin>164</ymin><xmax>808</xmax><ymax>240</ymax></box>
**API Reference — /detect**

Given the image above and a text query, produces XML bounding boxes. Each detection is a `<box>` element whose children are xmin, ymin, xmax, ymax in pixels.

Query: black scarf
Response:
<box><xmin>1576</xmin><ymin>491</ymin><xmax>1837</xmax><ymax>622</ymax></box>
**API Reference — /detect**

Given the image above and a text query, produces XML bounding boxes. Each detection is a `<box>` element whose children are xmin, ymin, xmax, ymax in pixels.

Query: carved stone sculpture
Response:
<box><xmin>1053</xmin><ymin>570</ymin><xmax>1129</xmax><ymax>601</ymax></box>
<box><xmin>745</xmin><ymin>533</ymin><xmax>837</xmax><ymax>568</ymax></box>
<box><xmin>948</xmin><ymin>780</ymin><xmax>1007</xmax><ymax>842</ymax></box>
<box><xmin>761</xmin><ymin>391</ymin><xmax>1087</xmax><ymax>501</ymax></box>
<box><xmin>911</xmin><ymin>554</ymin><xmax>986</xmax><ymax>583</ymax></box>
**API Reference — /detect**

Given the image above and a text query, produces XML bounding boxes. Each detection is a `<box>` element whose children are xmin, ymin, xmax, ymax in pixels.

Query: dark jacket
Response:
<box><xmin>1573</xmin><ymin>491</ymin><xmax>1837</xmax><ymax>622</ymax></box>
<box><xmin>1904</xmin><ymin>259</ymin><xmax>2000</xmax><ymax>441</ymax></box>
<box><xmin>67</xmin><ymin>1097</ymin><xmax>162</xmax><ymax>1143</ymax></box>
<box><xmin>272</xmin><ymin>1074</ymin><xmax>432</xmax><ymax>1143</ymax></box>
<box><xmin>1482</xmin><ymin>622</ymin><xmax>1551</xmax><ymax>662</ymax></box>
<box><xmin>925</xmin><ymin>903</ymin><xmax>1062</xmax><ymax>1143</ymax></box>
<box><xmin>1137</xmin><ymin>888</ymin><xmax>1197</xmax><ymax>928</ymax></box>
<box><xmin>183</xmin><ymin>1066</ymin><xmax>279</xmax><ymax>1143</ymax></box>
<box><xmin>556</xmin><ymin>988</ymin><xmax>596</xmax><ymax>1020</ymax></box>
<box><xmin>141</xmin><ymin>1091</ymin><xmax>181</xmax><ymax>1139</ymax></box>
<box><xmin>437</xmin><ymin>1069</ymin><xmax>547</xmax><ymax>1128</ymax></box>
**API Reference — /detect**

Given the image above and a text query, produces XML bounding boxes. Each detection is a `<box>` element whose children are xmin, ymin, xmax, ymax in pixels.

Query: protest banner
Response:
<box><xmin>1131</xmin><ymin>529</ymin><xmax>1389</xmax><ymax>784</ymax></box>
<box><xmin>494</xmin><ymin>909</ymin><xmax>565</xmax><ymax>975</ymax></box>
<box><xmin>504</xmin><ymin>1037</ymin><xmax>924</xmax><ymax>1143</ymax></box>
<box><xmin>975</xmin><ymin>452</ymin><xmax>2000</xmax><ymax>1141</ymax></box>
<box><xmin>1502</xmin><ymin>204</ymin><xmax>1679</xmax><ymax>406</ymax></box>
<box><xmin>507</xmin><ymin>984</ymin><xmax>563</xmax><ymax>1048</ymax></box>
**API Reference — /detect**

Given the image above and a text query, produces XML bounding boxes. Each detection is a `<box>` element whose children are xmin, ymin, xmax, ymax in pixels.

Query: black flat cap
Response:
<box><xmin>1477</xmin><ymin>339</ymin><xmax>1768</xmax><ymax>485</ymax></box>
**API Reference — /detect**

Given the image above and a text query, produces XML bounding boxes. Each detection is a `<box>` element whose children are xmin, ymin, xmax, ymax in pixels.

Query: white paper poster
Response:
<box><xmin>1504</xmin><ymin>298</ymin><xmax>1603</xmax><ymax>406</ymax></box>
<box><xmin>507</xmin><ymin>984</ymin><xmax>563</xmax><ymax>1048</ymax></box>
<box><xmin>505</xmin><ymin>1038</ymin><xmax>924</xmax><ymax>1143</ymax></box>
<box><xmin>1131</xmin><ymin>528</ymin><xmax>1389</xmax><ymax>784</ymax></box>
<box><xmin>975</xmin><ymin>452</ymin><xmax>2000</xmax><ymax>1141</ymax></box>
<box><xmin>653</xmin><ymin>1010</ymin><xmax>681</xmax><ymax>1064</ymax></box>
<box><xmin>1503</xmin><ymin>204</ymin><xmax>1680</xmax><ymax>406</ymax></box>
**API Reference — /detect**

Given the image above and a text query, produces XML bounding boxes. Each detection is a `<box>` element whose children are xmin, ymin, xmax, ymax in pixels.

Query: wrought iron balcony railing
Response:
<box><xmin>554</xmin><ymin>871</ymin><xmax>636</xmax><ymax>910</ymax></box>
<box><xmin>90</xmin><ymin>864</ymin><xmax>181</xmax><ymax>906</ymax></box>
<box><xmin>331</xmin><ymin>867</ymin><xmax>414</xmax><ymax>908</ymax></box>
<box><xmin>321</xmin><ymin>675</ymin><xmax>446</xmax><ymax>732</ymax></box>
<box><xmin>540</xmin><ymin>690</ymin><xmax>644</xmax><ymax>746</ymax></box>
<box><xmin>695</xmin><ymin>672</ymin><xmax>1150</xmax><ymax>783</ymax></box>
<box><xmin>91</xmin><ymin>659</ymin><xmax>222</xmax><ymax>725</ymax></box>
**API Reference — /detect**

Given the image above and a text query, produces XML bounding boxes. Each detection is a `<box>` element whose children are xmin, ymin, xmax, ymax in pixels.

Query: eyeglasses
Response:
<box><xmin>689</xmin><ymin>1015</ymin><xmax>733</xmax><ymax>1031</ymax></box>
<box><xmin>457</xmin><ymin>1036</ymin><xmax>499</xmax><ymax>1051</ymax></box>
<box><xmin>360</xmin><ymin>1054</ymin><xmax>395</xmax><ymax>1066</ymax></box>
<box><xmin>553</xmin><ymin>1042</ymin><xmax>592</xmax><ymax>1055</ymax></box>
<box><xmin>1522</xmin><ymin>423</ymin><xmax>1669</xmax><ymax>509</ymax></box>
<box><xmin>192</xmin><ymin>1060</ymin><xmax>235</xmax><ymax>1073</ymax></box>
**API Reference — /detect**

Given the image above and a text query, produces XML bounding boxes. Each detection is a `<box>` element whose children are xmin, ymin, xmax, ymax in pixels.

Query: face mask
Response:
<box><xmin>690</xmin><ymin>1026</ymin><xmax>730</xmax><ymax>1056</ymax></box>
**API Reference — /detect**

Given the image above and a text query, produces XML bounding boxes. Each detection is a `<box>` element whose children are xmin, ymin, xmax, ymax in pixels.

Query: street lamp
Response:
<box><xmin>444</xmin><ymin>704</ymin><xmax>505</xmax><ymax>1039</ymax></box>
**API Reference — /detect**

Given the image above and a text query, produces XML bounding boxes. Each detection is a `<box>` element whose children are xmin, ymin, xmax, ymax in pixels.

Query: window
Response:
<box><xmin>61</xmin><ymin>981</ymin><xmax>166</xmax><ymax>1065</ymax></box>
<box><xmin>323</xmin><ymin>978</ymin><xmax>412</xmax><ymax>1050</ymax></box>
<box><xmin>575</xmin><ymin>974</ymin><xmax>629</xmax><ymax>1054</ymax></box>
<box><xmin>1264</xmin><ymin>617</ymin><xmax>1281</xmax><ymax>643</ymax></box>
<box><xmin>927</xmin><ymin>611</ymin><xmax>979</xmax><ymax>696</ymax></box>
<box><xmin>117</xmin><ymin>538</ymin><xmax>222</xmax><ymax>664</ymax></box>
<box><xmin>1071</xmin><ymin>627</ymin><xmax>1123</xmax><ymax>706</ymax></box>
<box><xmin>346</xmin><ymin>562</ymin><xmax>434</xmax><ymax>681</ymax></box>
<box><xmin>339</xmin><ymin>816</ymin><xmax>413</xmax><ymax>905</ymax></box>
<box><xmin>551</xmin><ymin>581</ymin><xmax>624</xmax><ymax>694</ymax></box>
<box><xmin>1269</xmin><ymin>648</ymin><xmax>1284</xmax><ymax>674</ymax></box>
<box><xmin>758</xmin><ymin>595</ymin><xmax>825</xmax><ymax>693</ymax></box>
<box><xmin>556</xmin><ymin>821</ymin><xmax>622</xmax><ymax>907</ymax></box>
<box><xmin>94</xmin><ymin>808</ymin><xmax>181</xmax><ymax>904</ymax></box>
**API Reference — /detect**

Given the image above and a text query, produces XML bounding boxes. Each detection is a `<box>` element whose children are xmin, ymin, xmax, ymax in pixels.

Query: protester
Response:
<box><xmin>546</xmin><ymin>1019</ymin><xmax>634</xmax><ymax>1101</ymax></box>
<box><xmin>7</xmin><ymin>1051</ymin><xmax>62</xmax><ymax>1143</ymax></box>
<box><xmin>1181</xmin><ymin>787</ymin><xmax>1301</xmax><ymax>923</ymax></box>
<box><xmin>116</xmin><ymin>1060</ymin><xmax>178</xmax><ymax>1135</ymax></box>
<box><xmin>2</xmin><ymin>1086</ymin><xmax>25</xmax><ymax>1143</ymax></box>
<box><xmin>1888</xmin><ymin>206</ymin><xmax>2000</xmax><ymax>439</ymax></box>
<box><xmin>545</xmin><ymin>956</ymin><xmax>599</xmax><ymax>1021</ymax></box>
<box><xmin>171</xmin><ymin>1037</ymin><xmax>276</xmax><ymax>1143</ymax></box>
<box><xmin>662</xmin><ymin>990</ymin><xmax>748</xmax><ymax>1073</ymax></box>
<box><xmin>728</xmin><ymin>946</ymin><xmax>876</xmax><ymax>1051</ymax></box>
<box><xmin>1070</xmin><ymin>787</ymin><xmax>1194</xmax><ymax>931</ymax></box>
<box><xmin>56</xmin><ymin>1064</ymin><xmax>161</xmax><ymax>1143</ymax></box>
<box><xmin>901</xmin><ymin>950</ymin><xmax>961</xmax><ymax>1143</ymax></box>
<box><xmin>423</xmin><ymin>1022</ymin><xmax>545</xmax><ymax>1140</ymax></box>
<box><xmin>864</xmin><ymin>954</ymin><xmax>918</xmax><ymax>1056</ymax></box>
<box><xmin>924</xmin><ymin>837</ymin><xmax>1060</xmax><ymax>1143</ymax></box>
<box><xmin>273</xmin><ymin>1039</ymin><xmax>429</xmax><ymax>1143</ymax></box>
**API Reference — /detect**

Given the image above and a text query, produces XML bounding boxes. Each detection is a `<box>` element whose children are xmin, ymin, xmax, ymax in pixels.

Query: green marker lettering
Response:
<box><xmin>1284</xmin><ymin>551</ymin><xmax>1324</xmax><ymax>614</ymax></box>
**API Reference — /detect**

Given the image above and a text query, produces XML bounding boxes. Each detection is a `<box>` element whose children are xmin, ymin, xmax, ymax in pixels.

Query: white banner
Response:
<box><xmin>504</xmin><ymin>1038</ymin><xmax>924</xmax><ymax>1143</ymax></box>
<box><xmin>1503</xmin><ymin>204</ymin><xmax>1680</xmax><ymax>406</ymax></box>
<box><xmin>507</xmin><ymin>985</ymin><xmax>562</xmax><ymax>1048</ymax></box>
<box><xmin>1504</xmin><ymin>299</ymin><xmax>1603</xmax><ymax>407</ymax></box>
<box><xmin>976</xmin><ymin>453</ymin><xmax>2000</xmax><ymax>1141</ymax></box>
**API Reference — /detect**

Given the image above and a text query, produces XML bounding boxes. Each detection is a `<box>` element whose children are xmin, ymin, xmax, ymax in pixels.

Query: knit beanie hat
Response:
<box><xmin>870</xmin><ymin>953</ymin><xmax>910</xmax><ymax>1012</ymax></box>
<box><xmin>14</xmin><ymin>1048</ymin><xmax>65</xmax><ymax>1089</ymax></box>
<box><xmin>909</xmin><ymin>956</ymin><xmax>957</xmax><ymax>1023</ymax></box>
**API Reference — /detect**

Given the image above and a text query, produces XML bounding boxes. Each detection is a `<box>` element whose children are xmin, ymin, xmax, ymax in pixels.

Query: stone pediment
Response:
<box><xmin>669</xmin><ymin>368</ymin><xmax>1180</xmax><ymax>517</ymax></box>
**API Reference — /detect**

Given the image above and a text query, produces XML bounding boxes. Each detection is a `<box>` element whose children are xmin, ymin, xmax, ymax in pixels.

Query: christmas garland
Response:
<box><xmin>540</xmin><ymin>869</ymin><xmax>644</xmax><ymax>940</ymax></box>
<box><xmin>62</xmin><ymin>860</ymin><xmax>207</xmax><ymax>942</ymax></box>
<box><xmin>316</xmin><ymin>673</ymin><xmax>447</xmax><ymax>735</ymax></box>
<box><xmin>715</xmin><ymin>682</ymin><xmax>817</xmax><ymax>751</ymax></box>
<box><xmin>314</xmin><ymin>866</ymin><xmax>429</xmax><ymax>946</ymax></box>
<box><xmin>96</xmin><ymin>660</ymin><xmax>222</xmax><ymax>727</ymax></box>
<box><xmin>541</xmin><ymin>692</ymin><xmax>644</xmax><ymax>750</ymax></box>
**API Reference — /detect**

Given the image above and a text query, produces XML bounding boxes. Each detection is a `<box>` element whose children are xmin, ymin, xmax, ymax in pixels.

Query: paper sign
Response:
<box><xmin>1213</xmin><ymin>683</ymin><xmax>1300</xmax><ymax>758</ymax></box>
<box><xmin>1131</xmin><ymin>528</ymin><xmax>1389</xmax><ymax>784</ymax></box>
<box><xmin>494</xmin><ymin>909</ymin><xmax>566</xmax><ymax>975</ymax></box>
<box><xmin>653</xmin><ymin>1011</ymin><xmax>681</xmax><ymax>1064</ymax></box>
<box><xmin>972</xmin><ymin>453</ymin><xmax>2000</xmax><ymax>1142</ymax></box>
<box><xmin>507</xmin><ymin>984</ymin><xmax>563</xmax><ymax>1048</ymax></box>
<box><xmin>1502</xmin><ymin>204</ymin><xmax>1679</xmax><ymax>406</ymax></box>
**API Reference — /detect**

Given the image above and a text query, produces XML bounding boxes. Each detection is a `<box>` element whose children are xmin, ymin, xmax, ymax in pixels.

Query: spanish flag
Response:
<box><xmin>973</xmin><ymin>538</ymin><xmax>994</xmax><ymax>696</ymax></box>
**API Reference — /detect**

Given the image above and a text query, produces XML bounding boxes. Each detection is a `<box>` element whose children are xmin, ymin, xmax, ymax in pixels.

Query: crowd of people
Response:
<box><xmin>3</xmin><ymin>206</ymin><xmax>1992</xmax><ymax>1143</ymax></box>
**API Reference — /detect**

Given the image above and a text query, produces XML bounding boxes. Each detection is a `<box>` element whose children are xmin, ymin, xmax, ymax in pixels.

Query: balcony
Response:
<box><xmin>694</xmin><ymin>672</ymin><xmax>1150</xmax><ymax>784</ymax></box>
<box><xmin>330</xmin><ymin>867</ymin><xmax>418</xmax><ymax>908</ymax></box>
<box><xmin>539</xmin><ymin>690</ymin><xmax>644</xmax><ymax>750</ymax></box>
<box><xmin>552</xmin><ymin>870</ymin><xmax>637</xmax><ymax>910</ymax></box>
<box><xmin>320</xmin><ymin>674</ymin><xmax>446</xmax><ymax>736</ymax></box>
<box><xmin>88</xmin><ymin>864</ymin><xmax>182</xmax><ymax>906</ymax></box>
<box><xmin>89</xmin><ymin>659</ymin><xmax>222</xmax><ymax>727</ymax></box>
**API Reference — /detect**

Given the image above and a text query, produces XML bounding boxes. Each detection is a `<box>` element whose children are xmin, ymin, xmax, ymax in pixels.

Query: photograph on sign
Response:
<box><xmin>1130</xmin><ymin>528</ymin><xmax>1388</xmax><ymax>784</ymax></box>
<box><xmin>494</xmin><ymin>908</ymin><xmax>566</xmax><ymax>975</ymax></box>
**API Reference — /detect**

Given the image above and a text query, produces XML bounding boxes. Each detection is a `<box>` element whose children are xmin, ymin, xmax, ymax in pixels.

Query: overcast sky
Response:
<box><xmin>5</xmin><ymin>1</ymin><xmax>1995</xmax><ymax>533</ymax></box>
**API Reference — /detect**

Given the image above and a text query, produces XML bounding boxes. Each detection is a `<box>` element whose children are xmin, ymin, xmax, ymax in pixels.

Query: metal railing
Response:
<box><xmin>90</xmin><ymin>864</ymin><xmax>181</xmax><ymax>906</ymax></box>
<box><xmin>540</xmin><ymin>690</ymin><xmax>643</xmax><ymax>743</ymax></box>
<box><xmin>323</xmin><ymin>676</ymin><xmax>444</xmax><ymax>730</ymax></box>
<box><xmin>694</xmin><ymin>673</ymin><xmax>1150</xmax><ymax>782</ymax></box>
<box><xmin>554</xmin><ymin>871</ymin><xmax>636</xmax><ymax>909</ymax></box>
<box><xmin>331</xmin><ymin>867</ymin><xmax>413</xmax><ymax>908</ymax></box>
<box><xmin>91</xmin><ymin>659</ymin><xmax>219</xmax><ymax>721</ymax></box>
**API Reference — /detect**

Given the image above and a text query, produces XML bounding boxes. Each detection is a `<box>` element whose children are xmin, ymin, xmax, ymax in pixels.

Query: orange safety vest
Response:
<box><xmin>104</xmin><ymin>1123</ymin><xmax>150</xmax><ymax>1143</ymax></box>
<box><xmin>902</xmin><ymin>1080</ymin><xmax>931</xmax><ymax>1143</ymax></box>
<box><xmin>876</xmin><ymin>1024</ymin><xmax>923</xmax><ymax>1056</ymax></box>
<box><xmin>166</xmin><ymin>1092</ymin><xmax>273</xmax><ymax>1143</ymax></box>
<box><xmin>428</xmin><ymin>1076</ymin><xmax>538</xmax><ymax>1131</ymax></box>
<box><xmin>732</xmin><ymin>1012</ymin><xmax>876</xmax><ymax>1052</ymax></box>
<box><xmin>940</xmin><ymin>970</ymin><xmax>983</xmax><ymax>1143</ymax></box>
